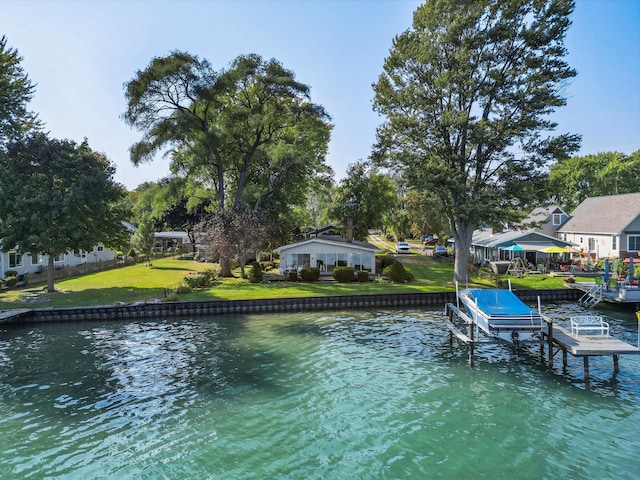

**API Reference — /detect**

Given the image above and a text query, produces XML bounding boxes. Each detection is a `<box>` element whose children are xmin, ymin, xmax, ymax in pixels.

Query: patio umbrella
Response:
<box><xmin>540</xmin><ymin>246</ymin><xmax>567</xmax><ymax>254</ymax></box>
<box><xmin>603</xmin><ymin>258</ymin><xmax>610</xmax><ymax>287</ymax></box>
<box><xmin>503</xmin><ymin>245</ymin><xmax>523</xmax><ymax>251</ymax></box>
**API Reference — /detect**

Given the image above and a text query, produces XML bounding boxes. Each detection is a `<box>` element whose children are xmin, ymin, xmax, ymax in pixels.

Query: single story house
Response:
<box><xmin>0</xmin><ymin>244</ymin><xmax>117</xmax><ymax>280</ymax></box>
<box><xmin>557</xmin><ymin>192</ymin><xmax>640</xmax><ymax>260</ymax></box>
<box><xmin>275</xmin><ymin>236</ymin><xmax>380</xmax><ymax>275</ymax></box>
<box><xmin>154</xmin><ymin>231</ymin><xmax>192</xmax><ymax>253</ymax></box>
<box><xmin>471</xmin><ymin>227</ymin><xmax>573</xmax><ymax>266</ymax></box>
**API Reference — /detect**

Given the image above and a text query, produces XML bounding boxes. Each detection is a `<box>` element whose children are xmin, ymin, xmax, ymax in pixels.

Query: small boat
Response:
<box><xmin>457</xmin><ymin>285</ymin><xmax>544</xmax><ymax>344</ymax></box>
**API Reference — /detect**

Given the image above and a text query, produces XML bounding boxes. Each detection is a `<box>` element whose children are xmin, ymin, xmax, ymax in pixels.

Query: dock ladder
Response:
<box><xmin>578</xmin><ymin>283</ymin><xmax>603</xmax><ymax>308</ymax></box>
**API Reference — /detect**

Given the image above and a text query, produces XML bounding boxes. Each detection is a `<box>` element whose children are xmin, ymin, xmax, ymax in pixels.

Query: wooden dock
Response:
<box><xmin>542</xmin><ymin>323</ymin><xmax>640</xmax><ymax>379</ymax></box>
<box><xmin>445</xmin><ymin>303</ymin><xmax>640</xmax><ymax>379</ymax></box>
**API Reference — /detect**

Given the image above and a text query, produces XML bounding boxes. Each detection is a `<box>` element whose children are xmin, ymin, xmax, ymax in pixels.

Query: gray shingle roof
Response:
<box><xmin>558</xmin><ymin>192</ymin><xmax>640</xmax><ymax>234</ymax></box>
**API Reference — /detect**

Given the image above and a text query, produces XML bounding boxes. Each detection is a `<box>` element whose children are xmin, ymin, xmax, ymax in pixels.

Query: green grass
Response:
<box><xmin>0</xmin><ymin>253</ymin><xmax>569</xmax><ymax>310</ymax></box>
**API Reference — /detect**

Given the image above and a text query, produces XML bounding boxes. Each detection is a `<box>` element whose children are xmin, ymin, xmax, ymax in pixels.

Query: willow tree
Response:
<box><xmin>372</xmin><ymin>0</ymin><xmax>580</xmax><ymax>282</ymax></box>
<box><xmin>123</xmin><ymin>52</ymin><xmax>332</xmax><ymax>276</ymax></box>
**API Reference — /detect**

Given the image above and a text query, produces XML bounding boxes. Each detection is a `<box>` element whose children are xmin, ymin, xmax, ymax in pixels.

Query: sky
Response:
<box><xmin>1</xmin><ymin>0</ymin><xmax>639</xmax><ymax>191</ymax></box>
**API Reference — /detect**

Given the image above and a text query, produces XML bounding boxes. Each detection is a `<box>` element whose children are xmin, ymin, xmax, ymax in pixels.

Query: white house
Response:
<box><xmin>557</xmin><ymin>192</ymin><xmax>640</xmax><ymax>260</ymax></box>
<box><xmin>275</xmin><ymin>236</ymin><xmax>380</xmax><ymax>275</ymax></box>
<box><xmin>0</xmin><ymin>245</ymin><xmax>117</xmax><ymax>280</ymax></box>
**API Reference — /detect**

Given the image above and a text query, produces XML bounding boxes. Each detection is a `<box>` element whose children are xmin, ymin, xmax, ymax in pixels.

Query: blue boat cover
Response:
<box><xmin>467</xmin><ymin>289</ymin><xmax>536</xmax><ymax>317</ymax></box>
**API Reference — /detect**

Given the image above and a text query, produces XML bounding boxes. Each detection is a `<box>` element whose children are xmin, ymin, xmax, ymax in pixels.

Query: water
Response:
<box><xmin>1</xmin><ymin>303</ymin><xmax>640</xmax><ymax>479</ymax></box>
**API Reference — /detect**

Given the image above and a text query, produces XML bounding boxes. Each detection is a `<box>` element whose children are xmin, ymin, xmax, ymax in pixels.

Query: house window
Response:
<box><xmin>629</xmin><ymin>235</ymin><xmax>640</xmax><ymax>251</ymax></box>
<box><xmin>588</xmin><ymin>238</ymin><xmax>596</xmax><ymax>251</ymax></box>
<box><xmin>552</xmin><ymin>214</ymin><xmax>562</xmax><ymax>225</ymax></box>
<box><xmin>30</xmin><ymin>253</ymin><xmax>42</xmax><ymax>265</ymax></box>
<box><xmin>9</xmin><ymin>252</ymin><xmax>23</xmax><ymax>268</ymax></box>
<box><xmin>612</xmin><ymin>235</ymin><xmax>617</xmax><ymax>250</ymax></box>
<box><xmin>54</xmin><ymin>253</ymin><xmax>65</xmax><ymax>262</ymax></box>
<box><xmin>97</xmin><ymin>245</ymin><xmax>104</xmax><ymax>252</ymax></box>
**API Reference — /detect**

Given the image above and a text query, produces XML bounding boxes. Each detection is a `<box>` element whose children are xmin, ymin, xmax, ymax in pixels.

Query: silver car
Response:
<box><xmin>396</xmin><ymin>242</ymin><xmax>411</xmax><ymax>254</ymax></box>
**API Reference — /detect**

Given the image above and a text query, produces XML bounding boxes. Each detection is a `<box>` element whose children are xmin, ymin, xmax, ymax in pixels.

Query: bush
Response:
<box><xmin>300</xmin><ymin>267</ymin><xmax>320</xmax><ymax>282</ymax></box>
<box><xmin>5</xmin><ymin>276</ymin><xmax>18</xmax><ymax>287</ymax></box>
<box><xmin>288</xmin><ymin>271</ymin><xmax>298</xmax><ymax>281</ymax></box>
<box><xmin>382</xmin><ymin>261</ymin><xmax>414</xmax><ymax>283</ymax></box>
<box><xmin>248</xmin><ymin>261</ymin><xmax>263</xmax><ymax>283</ymax></box>
<box><xmin>357</xmin><ymin>271</ymin><xmax>369</xmax><ymax>282</ymax></box>
<box><xmin>376</xmin><ymin>255</ymin><xmax>396</xmax><ymax>272</ymax></box>
<box><xmin>333</xmin><ymin>266</ymin><xmax>355</xmax><ymax>283</ymax></box>
<box><xmin>183</xmin><ymin>273</ymin><xmax>206</xmax><ymax>289</ymax></box>
<box><xmin>176</xmin><ymin>285</ymin><xmax>192</xmax><ymax>294</ymax></box>
<box><xmin>4</xmin><ymin>270</ymin><xmax>17</xmax><ymax>278</ymax></box>
<box><xmin>165</xmin><ymin>292</ymin><xmax>179</xmax><ymax>302</ymax></box>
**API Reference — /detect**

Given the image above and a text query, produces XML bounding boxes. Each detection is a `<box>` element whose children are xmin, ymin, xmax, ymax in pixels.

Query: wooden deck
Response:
<box><xmin>546</xmin><ymin>325</ymin><xmax>640</xmax><ymax>356</ymax></box>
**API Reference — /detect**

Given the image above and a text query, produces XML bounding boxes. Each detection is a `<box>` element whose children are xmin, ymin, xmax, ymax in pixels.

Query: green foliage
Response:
<box><xmin>165</xmin><ymin>292</ymin><xmax>179</xmax><ymax>301</ymax></box>
<box><xmin>132</xmin><ymin>213</ymin><xmax>156</xmax><ymax>266</ymax></box>
<box><xmin>0</xmin><ymin>35</ymin><xmax>41</xmax><ymax>147</ymax></box>
<box><xmin>127</xmin><ymin>248</ymin><xmax>136</xmax><ymax>258</ymax></box>
<box><xmin>4</xmin><ymin>276</ymin><xmax>17</xmax><ymax>287</ymax></box>
<box><xmin>4</xmin><ymin>270</ymin><xmax>17</xmax><ymax>278</ymax></box>
<box><xmin>549</xmin><ymin>151</ymin><xmax>640</xmax><ymax>211</ymax></box>
<box><xmin>0</xmin><ymin>133</ymin><xmax>129</xmax><ymax>292</ymax></box>
<box><xmin>288</xmin><ymin>271</ymin><xmax>298</xmax><ymax>282</ymax></box>
<box><xmin>376</xmin><ymin>255</ymin><xmax>396</xmax><ymax>272</ymax></box>
<box><xmin>333</xmin><ymin>266</ymin><xmax>354</xmax><ymax>283</ymax></box>
<box><xmin>382</xmin><ymin>261</ymin><xmax>414</xmax><ymax>283</ymax></box>
<box><xmin>300</xmin><ymin>267</ymin><xmax>320</xmax><ymax>282</ymax></box>
<box><xmin>357</xmin><ymin>271</ymin><xmax>369</xmax><ymax>282</ymax></box>
<box><xmin>372</xmin><ymin>0</ymin><xmax>579</xmax><ymax>282</ymax></box>
<box><xmin>183</xmin><ymin>268</ymin><xmax>217</xmax><ymax>289</ymax></box>
<box><xmin>329</xmin><ymin>162</ymin><xmax>397</xmax><ymax>240</ymax></box>
<box><xmin>248</xmin><ymin>261</ymin><xmax>263</xmax><ymax>283</ymax></box>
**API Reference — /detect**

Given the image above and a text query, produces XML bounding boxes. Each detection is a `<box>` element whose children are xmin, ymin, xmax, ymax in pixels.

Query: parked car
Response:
<box><xmin>433</xmin><ymin>245</ymin><xmax>449</xmax><ymax>257</ymax></box>
<box><xmin>422</xmin><ymin>236</ymin><xmax>438</xmax><ymax>246</ymax></box>
<box><xmin>395</xmin><ymin>242</ymin><xmax>412</xmax><ymax>254</ymax></box>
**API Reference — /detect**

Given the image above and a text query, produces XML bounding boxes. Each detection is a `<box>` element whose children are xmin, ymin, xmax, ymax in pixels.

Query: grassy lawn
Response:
<box><xmin>0</xmin><ymin>252</ymin><xmax>570</xmax><ymax>310</ymax></box>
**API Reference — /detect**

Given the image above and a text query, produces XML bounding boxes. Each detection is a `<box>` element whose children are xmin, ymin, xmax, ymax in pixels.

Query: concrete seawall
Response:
<box><xmin>0</xmin><ymin>289</ymin><xmax>583</xmax><ymax>324</ymax></box>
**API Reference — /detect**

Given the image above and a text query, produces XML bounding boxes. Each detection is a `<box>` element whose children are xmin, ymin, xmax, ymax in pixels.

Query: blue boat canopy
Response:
<box><xmin>466</xmin><ymin>289</ymin><xmax>537</xmax><ymax>317</ymax></box>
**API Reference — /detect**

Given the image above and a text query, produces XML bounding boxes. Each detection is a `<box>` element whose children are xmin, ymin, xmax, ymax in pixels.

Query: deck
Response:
<box><xmin>569</xmin><ymin>281</ymin><xmax>640</xmax><ymax>305</ymax></box>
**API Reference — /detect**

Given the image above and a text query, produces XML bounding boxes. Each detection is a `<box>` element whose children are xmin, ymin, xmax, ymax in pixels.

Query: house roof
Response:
<box><xmin>520</xmin><ymin>205</ymin><xmax>569</xmax><ymax>229</ymax></box>
<box><xmin>472</xmin><ymin>228</ymin><xmax>571</xmax><ymax>249</ymax></box>
<box><xmin>274</xmin><ymin>235</ymin><xmax>380</xmax><ymax>253</ymax></box>
<box><xmin>558</xmin><ymin>192</ymin><xmax>640</xmax><ymax>235</ymax></box>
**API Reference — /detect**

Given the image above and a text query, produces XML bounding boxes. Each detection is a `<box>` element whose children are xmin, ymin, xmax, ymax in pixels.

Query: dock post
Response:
<box><xmin>583</xmin><ymin>357</ymin><xmax>590</xmax><ymax>381</ymax></box>
<box><xmin>469</xmin><ymin>320</ymin><xmax>474</xmax><ymax>368</ymax></box>
<box><xmin>547</xmin><ymin>320</ymin><xmax>554</xmax><ymax>367</ymax></box>
<box><xmin>613</xmin><ymin>354</ymin><xmax>620</xmax><ymax>373</ymax></box>
<box><xmin>562</xmin><ymin>350</ymin><xmax>568</xmax><ymax>371</ymax></box>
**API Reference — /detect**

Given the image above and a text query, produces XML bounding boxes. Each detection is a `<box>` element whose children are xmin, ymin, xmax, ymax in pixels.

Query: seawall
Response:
<box><xmin>0</xmin><ymin>288</ymin><xmax>583</xmax><ymax>324</ymax></box>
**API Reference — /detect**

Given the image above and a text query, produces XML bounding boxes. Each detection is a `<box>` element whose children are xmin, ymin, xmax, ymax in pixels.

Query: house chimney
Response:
<box><xmin>346</xmin><ymin>217</ymin><xmax>353</xmax><ymax>242</ymax></box>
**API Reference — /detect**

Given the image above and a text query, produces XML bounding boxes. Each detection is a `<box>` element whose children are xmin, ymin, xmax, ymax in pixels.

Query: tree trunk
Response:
<box><xmin>46</xmin><ymin>254</ymin><xmax>55</xmax><ymax>292</ymax></box>
<box><xmin>452</xmin><ymin>220</ymin><xmax>474</xmax><ymax>285</ymax></box>
<box><xmin>219</xmin><ymin>256</ymin><xmax>233</xmax><ymax>277</ymax></box>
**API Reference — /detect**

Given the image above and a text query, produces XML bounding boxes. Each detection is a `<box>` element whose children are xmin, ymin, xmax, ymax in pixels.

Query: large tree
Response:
<box><xmin>549</xmin><ymin>151</ymin><xmax>640</xmax><ymax>211</ymax></box>
<box><xmin>0</xmin><ymin>133</ymin><xmax>129</xmax><ymax>291</ymax></box>
<box><xmin>372</xmin><ymin>0</ymin><xmax>579</xmax><ymax>282</ymax></box>
<box><xmin>0</xmin><ymin>35</ymin><xmax>41</xmax><ymax>149</ymax></box>
<box><xmin>123</xmin><ymin>52</ymin><xmax>332</xmax><ymax>276</ymax></box>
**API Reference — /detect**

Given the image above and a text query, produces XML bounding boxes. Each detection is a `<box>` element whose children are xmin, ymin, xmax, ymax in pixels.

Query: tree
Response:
<box><xmin>330</xmin><ymin>162</ymin><xmax>396</xmax><ymax>241</ymax></box>
<box><xmin>123</xmin><ymin>52</ymin><xmax>332</xmax><ymax>276</ymax></box>
<box><xmin>0</xmin><ymin>35</ymin><xmax>41</xmax><ymax>149</ymax></box>
<box><xmin>132</xmin><ymin>213</ymin><xmax>156</xmax><ymax>266</ymax></box>
<box><xmin>0</xmin><ymin>133</ymin><xmax>129</xmax><ymax>291</ymax></box>
<box><xmin>549</xmin><ymin>151</ymin><xmax>640</xmax><ymax>211</ymax></box>
<box><xmin>193</xmin><ymin>209</ymin><xmax>268</xmax><ymax>277</ymax></box>
<box><xmin>372</xmin><ymin>0</ymin><xmax>579</xmax><ymax>282</ymax></box>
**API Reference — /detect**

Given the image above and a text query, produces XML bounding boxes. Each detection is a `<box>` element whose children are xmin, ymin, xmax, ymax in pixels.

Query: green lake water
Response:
<box><xmin>1</xmin><ymin>303</ymin><xmax>639</xmax><ymax>479</ymax></box>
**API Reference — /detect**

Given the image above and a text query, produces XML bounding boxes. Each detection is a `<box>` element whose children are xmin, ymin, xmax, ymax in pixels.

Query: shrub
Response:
<box><xmin>288</xmin><ymin>271</ymin><xmax>298</xmax><ymax>281</ymax></box>
<box><xmin>5</xmin><ymin>276</ymin><xmax>18</xmax><ymax>287</ymax></box>
<box><xmin>248</xmin><ymin>261</ymin><xmax>263</xmax><ymax>283</ymax></box>
<box><xmin>357</xmin><ymin>271</ymin><xmax>369</xmax><ymax>282</ymax></box>
<box><xmin>176</xmin><ymin>284</ymin><xmax>192</xmax><ymax>294</ymax></box>
<box><xmin>165</xmin><ymin>292</ymin><xmax>179</xmax><ymax>302</ymax></box>
<box><xmin>183</xmin><ymin>273</ymin><xmax>206</xmax><ymax>289</ymax></box>
<box><xmin>376</xmin><ymin>255</ymin><xmax>396</xmax><ymax>272</ymax></box>
<box><xmin>300</xmin><ymin>267</ymin><xmax>320</xmax><ymax>282</ymax></box>
<box><xmin>382</xmin><ymin>261</ymin><xmax>414</xmax><ymax>283</ymax></box>
<box><xmin>4</xmin><ymin>270</ymin><xmax>17</xmax><ymax>278</ymax></box>
<box><xmin>333</xmin><ymin>266</ymin><xmax>355</xmax><ymax>283</ymax></box>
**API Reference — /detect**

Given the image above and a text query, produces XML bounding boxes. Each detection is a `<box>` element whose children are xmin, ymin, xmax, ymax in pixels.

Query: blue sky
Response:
<box><xmin>1</xmin><ymin>0</ymin><xmax>638</xmax><ymax>190</ymax></box>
